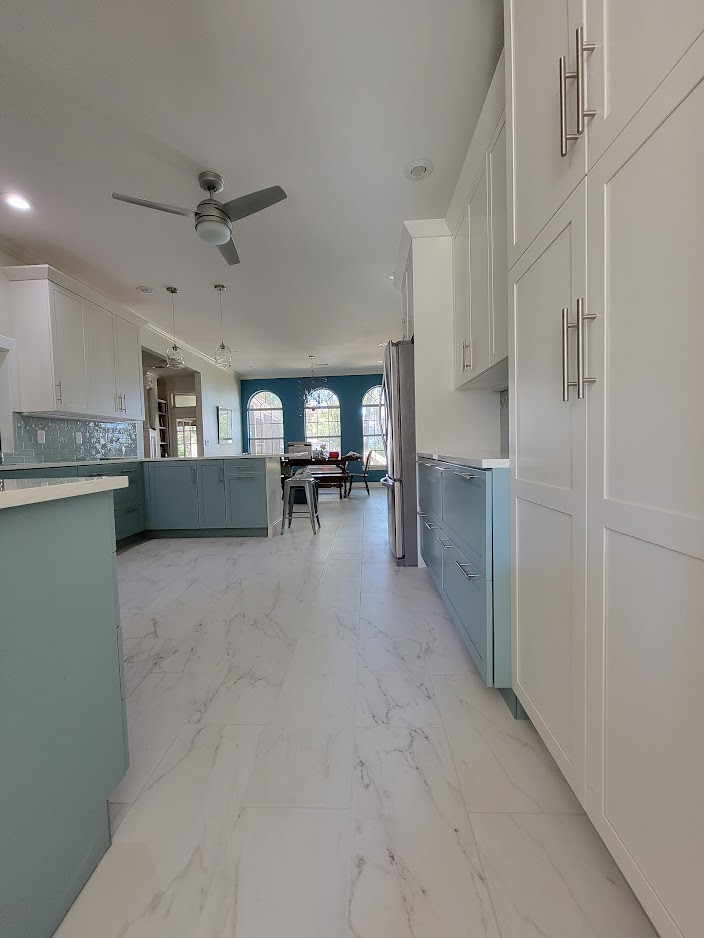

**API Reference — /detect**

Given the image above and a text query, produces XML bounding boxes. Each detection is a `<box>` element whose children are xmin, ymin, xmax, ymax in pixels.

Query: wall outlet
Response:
<box><xmin>37</xmin><ymin>430</ymin><xmax>45</xmax><ymax>444</ymax></box>
<box><xmin>75</xmin><ymin>431</ymin><xmax>82</xmax><ymax>445</ymax></box>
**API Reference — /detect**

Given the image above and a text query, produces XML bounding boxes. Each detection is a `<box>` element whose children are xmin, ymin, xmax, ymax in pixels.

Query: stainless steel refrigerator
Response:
<box><xmin>381</xmin><ymin>339</ymin><xmax>418</xmax><ymax>566</ymax></box>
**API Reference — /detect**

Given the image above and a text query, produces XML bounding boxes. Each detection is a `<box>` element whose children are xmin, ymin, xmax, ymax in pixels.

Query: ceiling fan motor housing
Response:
<box><xmin>195</xmin><ymin>199</ymin><xmax>232</xmax><ymax>244</ymax></box>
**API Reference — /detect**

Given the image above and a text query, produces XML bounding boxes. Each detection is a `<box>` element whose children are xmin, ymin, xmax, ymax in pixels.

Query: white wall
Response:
<box><xmin>412</xmin><ymin>234</ymin><xmax>499</xmax><ymax>456</ymax></box>
<box><xmin>140</xmin><ymin>323</ymin><xmax>242</xmax><ymax>456</ymax></box>
<box><xmin>0</xmin><ymin>245</ymin><xmax>25</xmax><ymax>449</ymax></box>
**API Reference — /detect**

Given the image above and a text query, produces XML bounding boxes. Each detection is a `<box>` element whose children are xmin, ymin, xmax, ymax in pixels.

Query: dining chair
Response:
<box><xmin>346</xmin><ymin>450</ymin><xmax>373</xmax><ymax>496</ymax></box>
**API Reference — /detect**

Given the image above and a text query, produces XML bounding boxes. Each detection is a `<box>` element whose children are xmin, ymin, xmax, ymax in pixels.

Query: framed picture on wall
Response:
<box><xmin>217</xmin><ymin>407</ymin><xmax>233</xmax><ymax>443</ymax></box>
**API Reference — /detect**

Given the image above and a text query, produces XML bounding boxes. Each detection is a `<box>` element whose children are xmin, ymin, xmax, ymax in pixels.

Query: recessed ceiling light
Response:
<box><xmin>377</xmin><ymin>360</ymin><xmax>384</xmax><ymax>364</ymax></box>
<box><xmin>388</xmin><ymin>273</ymin><xmax>395</xmax><ymax>280</ymax></box>
<box><xmin>249</xmin><ymin>365</ymin><xmax>256</xmax><ymax>369</ymax></box>
<box><xmin>136</xmin><ymin>285</ymin><xmax>152</xmax><ymax>294</ymax></box>
<box><xmin>404</xmin><ymin>159</ymin><xmax>434</xmax><ymax>181</ymax></box>
<box><xmin>378</xmin><ymin>343</ymin><xmax>386</xmax><ymax>347</ymax></box>
<box><xmin>2</xmin><ymin>193</ymin><xmax>33</xmax><ymax>211</ymax></box>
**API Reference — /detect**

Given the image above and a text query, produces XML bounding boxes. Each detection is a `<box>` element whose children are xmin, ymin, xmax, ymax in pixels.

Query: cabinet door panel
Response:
<box><xmin>84</xmin><ymin>302</ymin><xmax>118</xmax><ymax>418</ymax></box>
<box><xmin>505</xmin><ymin>0</ymin><xmax>585</xmax><ymax>266</ymax></box>
<box><xmin>586</xmin><ymin>39</ymin><xmax>704</xmax><ymax>938</ymax></box>
<box><xmin>114</xmin><ymin>316</ymin><xmax>144</xmax><ymax>421</ymax></box>
<box><xmin>586</xmin><ymin>0</ymin><xmax>704</xmax><ymax>169</ymax></box>
<box><xmin>50</xmin><ymin>286</ymin><xmax>89</xmax><ymax>412</ymax></box>
<box><xmin>488</xmin><ymin>122</ymin><xmax>508</xmax><ymax>364</ymax></box>
<box><xmin>467</xmin><ymin>163</ymin><xmax>490</xmax><ymax>377</ymax></box>
<box><xmin>510</xmin><ymin>182</ymin><xmax>587</xmax><ymax>801</ymax></box>
<box><xmin>199</xmin><ymin>462</ymin><xmax>226</xmax><ymax>528</ymax></box>
<box><xmin>452</xmin><ymin>212</ymin><xmax>469</xmax><ymax>386</ymax></box>
<box><xmin>148</xmin><ymin>463</ymin><xmax>199</xmax><ymax>529</ymax></box>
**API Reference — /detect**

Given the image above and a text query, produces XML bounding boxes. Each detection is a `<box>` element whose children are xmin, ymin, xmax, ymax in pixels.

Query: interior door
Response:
<box><xmin>50</xmin><ymin>285</ymin><xmax>89</xmax><ymax>412</ymax></box>
<box><xmin>585</xmin><ymin>0</ymin><xmax>704</xmax><ymax>169</ymax></box>
<box><xmin>84</xmin><ymin>302</ymin><xmax>118</xmax><ymax>417</ymax></box>
<box><xmin>585</xmin><ymin>39</ymin><xmax>704</xmax><ymax>938</ymax></box>
<box><xmin>114</xmin><ymin>316</ymin><xmax>144</xmax><ymax>421</ymax></box>
<box><xmin>505</xmin><ymin>0</ymin><xmax>585</xmax><ymax>267</ymax></box>
<box><xmin>509</xmin><ymin>181</ymin><xmax>587</xmax><ymax>802</ymax></box>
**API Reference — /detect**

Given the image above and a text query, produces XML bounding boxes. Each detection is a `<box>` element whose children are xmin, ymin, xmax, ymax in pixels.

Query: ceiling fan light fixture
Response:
<box><xmin>195</xmin><ymin>216</ymin><xmax>232</xmax><ymax>245</ymax></box>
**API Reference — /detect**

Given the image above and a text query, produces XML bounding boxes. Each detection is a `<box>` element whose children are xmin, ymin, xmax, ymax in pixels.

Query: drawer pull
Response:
<box><xmin>455</xmin><ymin>472</ymin><xmax>478</xmax><ymax>480</ymax></box>
<box><xmin>424</xmin><ymin>521</ymin><xmax>438</xmax><ymax>530</ymax></box>
<box><xmin>455</xmin><ymin>560</ymin><xmax>480</xmax><ymax>579</ymax></box>
<box><xmin>417</xmin><ymin>510</ymin><xmax>426</xmax><ymax>517</ymax></box>
<box><xmin>437</xmin><ymin>537</ymin><xmax>454</xmax><ymax>550</ymax></box>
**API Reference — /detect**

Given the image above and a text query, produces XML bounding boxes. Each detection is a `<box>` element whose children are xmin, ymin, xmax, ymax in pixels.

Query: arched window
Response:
<box><xmin>248</xmin><ymin>391</ymin><xmax>285</xmax><ymax>455</ymax></box>
<box><xmin>362</xmin><ymin>385</ymin><xmax>386</xmax><ymax>467</ymax></box>
<box><xmin>304</xmin><ymin>387</ymin><xmax>341</xmax><ymax>454</ymax></box>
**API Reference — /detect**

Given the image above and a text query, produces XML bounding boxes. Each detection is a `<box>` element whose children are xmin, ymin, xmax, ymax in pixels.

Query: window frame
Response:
<box><xmin>361</xmin><ymin>385</ymin><xmax>386</xmax><ymax>469</ymax></box>
<box><xmin>247</xmin><ymin>390</ymin><xmax>285</xmax><ymax>456</ymax></box>
<box><xmin>304</xmin><ymin>387</ymin><xmax>341</xmax><ymax>454</ymax></box>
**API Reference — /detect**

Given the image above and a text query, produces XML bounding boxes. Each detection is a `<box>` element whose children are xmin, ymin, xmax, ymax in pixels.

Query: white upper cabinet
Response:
<box><xmin>584</xmin><ymin>0</ymin><xmax>704</xmax><ymax>169</ymax></box>
<box><xmin>449</xmin><ymin>56</ymin><xmax>508</xmax><ymax>391</ymax></box>
<box><xmin>114</xmin><ymin>315</ymin><xmax>144</xmax><ymax>421</ymax></box>
<box><xmin>85</xmin><ymin>302</ymin><xmax>118</xmax><ymax>417</ymax></box>
<box><xmin>50</xmin><ymin>285</ymin><xmax>90</xmax><ymax>413</ymax></box>
<box><xmin>5</xmin><ymin>267</ymin><xmax>144</xmax><ymax>421</ymax></box>
<box><xmin>505</xmin><ymin>0</ymin><xmax>585</xmax><ymax>267</ymax></box>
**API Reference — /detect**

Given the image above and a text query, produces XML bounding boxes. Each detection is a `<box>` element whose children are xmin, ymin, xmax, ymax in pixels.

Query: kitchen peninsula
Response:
<box><xmin>0</xmin><ymin>476</ymin><xmax>129</xmax><ymax>938</ymax></box>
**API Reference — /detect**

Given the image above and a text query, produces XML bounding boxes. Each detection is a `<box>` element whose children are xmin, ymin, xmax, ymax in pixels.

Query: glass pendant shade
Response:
<box><xmin>215</xmin><ymin>342</ymin><xmax>232</xmax><ymax>370</ymax></box>
<box><xmin>165</xmin><ymin>286</ymin><xmax>183</xmax><ymax>367</ymax></box>
<box><xmin>166</xmin><ymin>344</ymin><xmax>185</xmax><ymax>368</ymax></box>
<box><xmin>213</xmin><ymin>284</ymin><xmax>233</xmax><ymax>369</ymax></box>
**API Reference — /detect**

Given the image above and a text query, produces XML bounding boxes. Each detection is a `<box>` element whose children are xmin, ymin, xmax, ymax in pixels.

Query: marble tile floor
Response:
<box><xmin>54</xmin><ymin>488</ymin><xmax>656</xmax><ymax>937</ymax></box>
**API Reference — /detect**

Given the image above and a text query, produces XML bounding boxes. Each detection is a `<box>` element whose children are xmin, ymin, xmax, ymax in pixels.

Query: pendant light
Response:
<box><xmin>165</xmin><ymin>286</ymin><xmax>185</xmax><ymax>368</ymax></box>
<box><xmin>213</xmin><ymin>284</ymin><xmax>232</xmax><ymax>369</ymax></box>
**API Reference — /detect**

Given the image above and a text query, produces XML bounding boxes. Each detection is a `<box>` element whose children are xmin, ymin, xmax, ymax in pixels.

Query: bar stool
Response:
<box><xmin>281</xmin><ymin>475</ymin><xmax>320</xmax><ymax>533</ymax></box>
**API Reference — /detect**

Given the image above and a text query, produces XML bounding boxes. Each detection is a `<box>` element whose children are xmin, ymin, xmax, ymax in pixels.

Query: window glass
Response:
<box><xmin>362</xmin><ymin>385</ymin><xmax>386</xmax><ymax>467</ymax></box>
<box><xmin>304</xmin><ymin>387</ymin><xmax>341</xmax><ymax>454</ymax></box>
<box><xmin>248</xmin><ymin>391</ymin><xmax>285</xmax><ymax>455</ymax></box>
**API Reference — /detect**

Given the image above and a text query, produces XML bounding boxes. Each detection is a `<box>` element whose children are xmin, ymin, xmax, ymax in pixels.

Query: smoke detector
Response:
<box><xmin>404</xmin><ymin>159</ymin><xmax>434</xmax><ymax>181</ymax></box>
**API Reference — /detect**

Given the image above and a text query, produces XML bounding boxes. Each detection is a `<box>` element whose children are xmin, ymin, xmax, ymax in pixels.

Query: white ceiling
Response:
<box><xmin>0</xmin><ymin>0</ymin><xmax>502</xmax><ymax>376</ymax></box>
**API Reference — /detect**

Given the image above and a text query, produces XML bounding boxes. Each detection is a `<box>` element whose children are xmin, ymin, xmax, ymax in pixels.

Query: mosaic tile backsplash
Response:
<box><xmin>4</xmin><ymin>414</ymin><xmax>139</xmax><ymax>463</ymax></box>
<box><xmin>499</xmin><ymin>389</ymin><xmax>509</xmax><ymax>459</ymax></box>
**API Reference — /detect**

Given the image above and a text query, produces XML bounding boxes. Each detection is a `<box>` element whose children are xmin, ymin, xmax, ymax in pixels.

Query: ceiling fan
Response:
<box><xmin>111</xmin><ymin>171</ymin><xmax>286</xmax><ymax>265</ymax></box>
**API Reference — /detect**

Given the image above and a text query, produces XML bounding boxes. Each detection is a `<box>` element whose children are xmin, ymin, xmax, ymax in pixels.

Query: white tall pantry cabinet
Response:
<box><xmin>507</xmin><ymin>6</ymin><xmax>704</xmax><ymax>937</ymax></box>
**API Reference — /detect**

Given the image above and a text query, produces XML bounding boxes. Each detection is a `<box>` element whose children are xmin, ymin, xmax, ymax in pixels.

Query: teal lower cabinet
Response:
<box><xmin>418</xmin><ymin>458</ymin><xmax>523</xmax><ymax>717</ymax></box>
<box><xmin>0</xmin><ymin>490</ymin><xmax>128</xmax><ymax>938</ymax></box>
<box><xmin>145</xmin><ymin>461</ymin><xmax>200</xmax><ymax>529</ymax></box>
<box><xmin>145</xmin><ymin>458</ymin><xmax>274</xmax><ymax>536</ymax></box>
<box><xmin>225</xmin><ymin>459</ymin><xmax>267</xmax><ymax>528</ymax></box>
<box><xmin>198</xmin><ymin>461</ymin><xmax>227</xmax><ymax>527</ymax></box>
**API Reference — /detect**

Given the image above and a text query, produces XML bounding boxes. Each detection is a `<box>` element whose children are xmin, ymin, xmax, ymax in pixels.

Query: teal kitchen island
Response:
<box><xmin>0</xmin><ymin>476</ymin><xmax>129</xmax><ymax>938</ymax></box>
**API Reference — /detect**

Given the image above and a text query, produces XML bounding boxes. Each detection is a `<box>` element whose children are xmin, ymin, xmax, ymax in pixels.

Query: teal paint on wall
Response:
<box><xmin>240</xmin><ymin>374</ymin><xmax>386</xmax><ymax>481</ymax></box>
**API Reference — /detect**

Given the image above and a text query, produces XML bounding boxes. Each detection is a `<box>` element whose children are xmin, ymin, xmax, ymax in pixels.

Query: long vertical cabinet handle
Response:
<box><xmin>575</xmin><ymin>26</ymin><xmax>596</xmax><ymax>135</ymax></box>
<box><xmin>559</xmin><ymin>57</ymin><xmax>578</xmax><ymax>157</ymax></box>
<box><xmin>56</xmin><ymin>380</ymin><xmax>63</xmax><ymax>405</ymax></box>
<box><xmin>576</xmin><ymin>297</ymin><xmax>597</xmax><ymax>398</ymax></box>
<box><xmin>561</xmin><ymin>308</ymin><xmax>571</xmax><ymax>401</ymax></box>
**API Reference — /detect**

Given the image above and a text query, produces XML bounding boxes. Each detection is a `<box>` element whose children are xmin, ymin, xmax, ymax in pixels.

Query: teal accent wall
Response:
<box><xmin>240</xmin><ymin>374</ymin><xmax>385</xmax><ymax>481</ymax></box>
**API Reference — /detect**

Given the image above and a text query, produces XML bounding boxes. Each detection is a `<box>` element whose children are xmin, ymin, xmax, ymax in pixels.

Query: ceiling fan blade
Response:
<box><xmin>222</xmin><ymin>185</ymin><xmax>287</xmax><ymax>222</ymax></box>
<box><xmin>111</xmin><ymin>192</ymin><xmax>195</xmax><ymax>217</ymax></box>
<box><xmin>217</xmin><ymin>238</ymin><xmax>240</xmax><ymax>265</ymax></box>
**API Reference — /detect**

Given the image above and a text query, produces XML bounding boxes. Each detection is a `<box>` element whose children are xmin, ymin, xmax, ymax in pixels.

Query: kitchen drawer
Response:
<box><xmin>114</xmin><ymin>505</ymin><xmax>145</xmax><ymax>541</ymax></box>
<box><xmin>420</xmin><ymin>518</ymin><xmax>443</xmax><ymax>588</ymax></box>
<box><xmin>113</xmin><ymin>469</ymin><xmax>143</xmax><ymax>511</ymax></box>
<box><xmin>441</xmin><ymin>465</ymin><xmax>491</xmax><ymax>577</ymax></box>
<box><xmin>417</xmin><ymin>459</ymin><xmax>441</xmax><ymax>521</ymax></box>
<box><xmin>442</xmin><ymin>543</ymin><xmax>492</xmax><ymax>683</ymax></box>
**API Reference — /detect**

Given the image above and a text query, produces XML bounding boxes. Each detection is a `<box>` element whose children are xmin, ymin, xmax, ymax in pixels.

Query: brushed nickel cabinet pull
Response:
<box><xmin>559</xmin><ymin>57</ymin><xmax>578</xmax><ymax>157</ymax></box>
<box><xmin>455</xmin><ymin>560</ymin><xmax>480</xmax><ymax>579</ymax></box>
<box><xmin>575</xmin><ymin>26</ymin><xmax>596</xmax><ymax>135</ymax></box>
<box><xmin>576</xmin><ymin>297</ymin><xmax>597</xmax><ymax>399</ymax></box>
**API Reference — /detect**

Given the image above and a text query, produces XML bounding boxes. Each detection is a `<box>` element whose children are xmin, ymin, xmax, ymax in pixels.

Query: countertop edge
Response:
<box><xmin>0</xmin><ymin>455</ymin><xmax>280</xmax><ymax>471</ymax></box>
<box><xmin>0</xmin><ymin>476</ymin><xmax>128</xmax><ymax>510</ymax></box>
<box><xmin>416</xmin><ymin>451</ymin><xmax>510</xmax><ymax>470</ymax></box>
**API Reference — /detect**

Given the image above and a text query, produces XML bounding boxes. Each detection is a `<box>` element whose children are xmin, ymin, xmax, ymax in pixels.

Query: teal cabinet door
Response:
<box><xmin>147</xmin><ymin>461</ymin><xmax>200</xmax><ymax>529</ymax></box>
<box><xmin>198</xmin><ymin>462</ymin><xmax>227</xmax><ymax>528</ymax></box>
<box><xmin>225</xmin><ymin>461</ymin><xmax>267</xmax><ymax>528</ymax></box>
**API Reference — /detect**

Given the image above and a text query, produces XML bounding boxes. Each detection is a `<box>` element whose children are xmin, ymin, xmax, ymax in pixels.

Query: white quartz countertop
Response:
<box><xmin>0</xmin><ymin>455</ymin><xmax>276</xmax><ymax>471</ymax></box>
<box><xmin>416</xmin><ymin>451</ymin><xmax>510</xmax><ymax>469</ymax></box>
<box><xmin>0</xmin><ymin>476</ymin><xmax>128</xmax><ymax>510</ymax></box>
